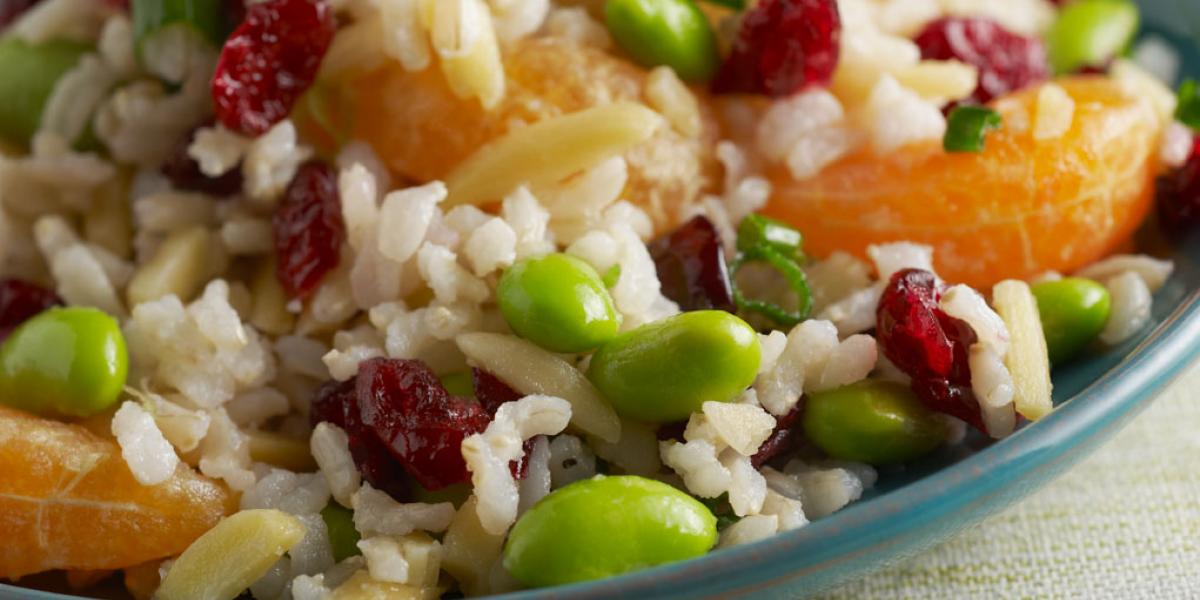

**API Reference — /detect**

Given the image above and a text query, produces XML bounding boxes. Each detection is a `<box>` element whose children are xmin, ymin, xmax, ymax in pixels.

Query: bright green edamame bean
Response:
<box><xmin>803</xmin><ymin>381</ymin><xmax>947</xmax><ymax>465</ymax></box>
<box><xmin>504</xmin><ymin>475</ymin><xmax>717</xmax><ymax>587</ymax></box>
<box><xmin>0</xmin><ymin>38</ymin><xmax>90</xmax><ymax>146</ymax></box>
<box><xmin>604</xmin><ymin>0</ymin><xmax>720</xmax><ymax>82</ymax></box>
<box><xmin>0</xmin><ymin>307</ymin><xmax>128</xmax><ymax>418</ymax></box>
<box><xmin>1031</xmin><ymin>277</ymin><xmax>1111</xmax><ymax>365</ymax></box>
<box><xmin>497</xmin><ymin>253</ymin><xmax>621</xmax><ymax>354</ymax></box>
<box><xmin>320</xmin><ymin>503</ymin><xmax>361</xmax><ymax>563</ymax></box>
<box><xmin>587</xmin><ymin>310</ymin><xmax>760</xmax><ymax>423</ymax></box>
<box><xmin>1047</xmin><ymin>0</ymin><xmax>1139</xmax><ymax>74</ymax></box>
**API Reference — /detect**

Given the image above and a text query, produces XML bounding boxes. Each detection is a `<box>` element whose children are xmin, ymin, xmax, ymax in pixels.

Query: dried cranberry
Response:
<box><xmin>0</xmin><ymin>278</ymin><xmax>63</xmax><ymax>340</ymax></box>
<box><xmin>311</xmin><ymin>379</ymin><xmax>410</xmax><ymax>500</ymax></box>
<box><xmin>876</xmin><ymin>269</ymin><xmax>984</xmax><ymax>431</ymax></box>
<box><xmin>1</xmin><ymin>0</ymin><xmax>41</xmax><ymax>26</ymax></box>
<box><xmin>712</xmin><ymin>0</ymin><xmax>842</xmax><ymax>97</ymax></box>
<box><xmin>357</xmin><ymin>359</ymin><xmax>492</xmax><ymax>490</ymax></box>
<box><xmin>914</xmin><ymin>18</ymin><xmax>1049</xmax><ymax>105</ymax></box>
<box><xmin>211</xmin><ymin>0</ymin><xmax>334</xmax><ymax>136</ymax></box>
<box><xmin>650</xmin><ymin>215</ymin><xmax>736</xmax><ymax>312</ymax></box>
<box><xmin>472</xmin><ymin>368</ymin><xmax>534</xmax><ymax>479</ymax></box>
<box><xmin>273</xmin><ymin>161</ymin><xmax>344</xmax><ymax>299</ymax></box>
<box><xmin>751</xmin><ymin>401</ymin><xmax>805</xmax><ymax>468</ymax></box>
<box><xmin>161</xmin><ymin>124</ymin><xmax>244</xmax><ymax>197</ymax></box>
<box><xmin>1157</xmin><ymin>137</ymin><xmax>1200</xmax><ymax>235</ymax></box>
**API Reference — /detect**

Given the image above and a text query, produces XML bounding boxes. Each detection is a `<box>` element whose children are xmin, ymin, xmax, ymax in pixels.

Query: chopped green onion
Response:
<box><xmin>943</xmin><ymin>106</ymin><xmax>1003</xmax><ymax>153</ymax></box>
<box><xmin>736</xmin><ymin>214</ymin><xmax>805</xmax><ymax>263</ymax></box>
<box><xmin>1176</xmin><ymin>79</ymin><xmax>1200</xmax><ymax>129</ymax></box>
<box><xmin>0</xmin><ymin>38</ymin><xmax>90</xmax><ymax>147</ymax></box>
<box><xmin>601</xmin><ymin>263</ymin><xmax>622</xmax><ymax>288</ymax></box>
<box><xmin>730</xmin><ymin>245</ymin><xmax>812</xmax><ymax>328</ymax></box>
<box><xmin>133</xmin><ymin>0</ymin><xmax>226</xmax><ymax>82</ymax></box>
<box><xmin>320</xmin><ymin>503</ymin><xmax>362</xmax><ymax>563</ymax></box>
<box><xmin>1046</xmin><ymin>0</ymin><xmax>1139</xmax><ymax>75</ymax></box>
<box><xmin>699</xmin><ymin>0</ymin><xmax>745</xmax><ymax>9</ymax></box>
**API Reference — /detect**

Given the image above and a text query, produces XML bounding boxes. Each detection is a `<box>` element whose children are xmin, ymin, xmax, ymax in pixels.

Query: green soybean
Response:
<box><xmin>320</xmin><ymin>503</ymin><xmax>361</xmax><ymax>563</ymax></box>
<box><xmin>504</xmin><ymin>475</ymin><xmax>717</xmax><ymax>587</ymax></box>
<box><xmin>1047</xmin><ymin>0</ymin><xmax>1139</xmax><ymax>74</ymax></box>
<box><xmin>803</xmin><ymin>381</ymin><xmax>947</xmax><ymax>465</ymax></box>
<box><xmin>604</xmin><ymin>0</ymin><xmax>720</xmax><ymax>82</ymax></box>
<box><xmin>587</xmin><ymin>310</ymin><xmax>760</xmax><ymax>423</ymax></box>
<box><xmin>0</xmin><ymin>38</ymin><xmax>90</xmax><ymax>146</ymax></box>
<box><xmin>1031</xmin><ymin>277</ymin><xmax>1112</xmax><ymax>365</ymax></box>
<box><xmin>0</xmin><ymin>307</ymin><xmax>128</xmax><ymax>418</ymax></box>
<box><xmin>497</xmin><ymin>253</ymin><xmax>621</xmax><ymax>354</ymax></box>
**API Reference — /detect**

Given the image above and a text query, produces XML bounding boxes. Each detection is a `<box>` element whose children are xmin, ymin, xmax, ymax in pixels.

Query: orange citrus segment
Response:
<box><xmin>348</xmin><ymin>36</ymin><xmax>720</xmax><ymax>230</ymax></box>
<box><xmin>763</xmin><ymin>76</ymin><xmax>1162</xmax><ymax>289</ymax></box>
<box><xmin>0</xmin><ymin>406</ymin><xmax>233</xmax><ymax>580</ymax></box>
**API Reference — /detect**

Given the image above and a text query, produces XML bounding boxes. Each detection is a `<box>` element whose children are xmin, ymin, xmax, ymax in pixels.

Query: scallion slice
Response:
<box><xmin>1176</xmin><ymin>79</ymin><xmax>1200</xmax><ymax>129</ymax></box>
<box><xmin>944</xmin><ymin>106</ymin><xmax>1003</xmax><ymax>153</ymax></box>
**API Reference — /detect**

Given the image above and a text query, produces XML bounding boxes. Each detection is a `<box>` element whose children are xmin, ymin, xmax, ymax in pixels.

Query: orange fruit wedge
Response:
<box><xmin>763</xmin><ymin>76</ymin><xmax>1162</xmax><ymax>289</ymax></box>
<box><xmin>346</xmin><ymin>37</ymin><xmax>719</xmax><ymax>229</ymax></box>
<box><xmin>0</xmin><ymin>406</ymin><xmax>233</xmax><ymax>580</ymax></box>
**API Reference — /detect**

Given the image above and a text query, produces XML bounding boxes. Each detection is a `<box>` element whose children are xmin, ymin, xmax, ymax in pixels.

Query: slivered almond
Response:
<box><xmin>456</xmin><ymin>332</ymin><xmax>621</xmax><ymax>443</ymax></box>
<box><xmin>443</xmin><ymin>102</ymin><xmax>662</xmax><ymax>207</ymax></box>
<box><xmin>992</xmin><ymin>280</ymin><xmax>1054</xmax><ymax>420</ymax></box>
<box><xmin>156</xmin><ymin>509</ymin><xmax>305</xmax><ymax>600</ymax></box>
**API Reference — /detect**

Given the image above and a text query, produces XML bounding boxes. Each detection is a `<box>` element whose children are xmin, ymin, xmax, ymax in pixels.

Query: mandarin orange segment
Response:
<box><xmin>348</xmin><ymin>36</ymin><xmax>720</xmax><ymax>231</ymax></box>
<box><xmin>763</xmin><ymin>76</ymin><xmax>1162</xmax><ymax>289</ymax></box>
<box><xmin>0</xmin><ymin>406</ymin><xmax>233</xmax><ymax>580</ymax></box>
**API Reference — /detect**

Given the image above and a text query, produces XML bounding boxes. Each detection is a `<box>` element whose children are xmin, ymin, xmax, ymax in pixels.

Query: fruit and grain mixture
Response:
<box><xmin>0</xmin><ymin>0</ymin><xmax>1195</xmax><ymax>597</ymax></box>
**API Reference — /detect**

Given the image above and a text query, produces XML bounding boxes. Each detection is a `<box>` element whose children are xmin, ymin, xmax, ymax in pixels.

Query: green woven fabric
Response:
<box><xmin>821</xmin><ymin>361</ymin><xmax>1200</xmax><ymax>598</ymax></box>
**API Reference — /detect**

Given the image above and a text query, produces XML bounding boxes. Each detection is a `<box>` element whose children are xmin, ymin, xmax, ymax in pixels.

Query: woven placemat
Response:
<box><xmin>820</xmin><ymin>360</ymin><xmax>1200</xmax><ymax>599</ymax></box>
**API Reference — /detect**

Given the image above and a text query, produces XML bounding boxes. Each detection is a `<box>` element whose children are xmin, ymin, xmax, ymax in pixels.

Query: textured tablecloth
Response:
<box><xmin>820</xmin><ymin>360</ymin><xmax>1200</xmax><ymax>599</ymax></box>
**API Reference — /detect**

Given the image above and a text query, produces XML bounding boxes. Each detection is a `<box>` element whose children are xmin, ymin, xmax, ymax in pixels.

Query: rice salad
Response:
<box><xmin>0</xmin><ymin>0</ymin><xmax>1195</xmax><ymax>597</ymax></box>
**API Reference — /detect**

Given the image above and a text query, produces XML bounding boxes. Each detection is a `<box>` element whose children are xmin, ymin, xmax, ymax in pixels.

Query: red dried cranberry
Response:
<box><xmin>211</xmin><ymin>0</ymin><xmax>334</xmax><ymax>136</ymax></box>
<box><xmin>161</xmin><ymin>124</ymin><xmax>244</xmax><ymax>197</ymax></box>
<box><xmin>273</xmin><ymin>161</ymin><xmax>344</xmax><ymax>299</ymax></box>
<box><xmin>650</xmin><ymin>215</ymin><xmax>736</xmax><ymax>313</ymax></box>
<box><xmin>357</xmin><ymin>359</ymin><xmax>492</xmax><ymax>491</ymax></box>
<box><xmin>1</xmin><ymin>0</ymin><xmax>41</xmax><ymax>26</ymax></box>
<box><xmin>311</xmin><ymin>379</ymin><xmax>410</xmax><ymax>500</ymax></box>
<box><xmin>0</xmin><ymin>278</ymin><xmax>63</xmax><ymax>340</ymax></box>
<box><xmin>914</xmin><ymin>18</ymin><xmax>1049</xmax><ymax>105</ymax></box>
<box><xmin>876</xmin><ymin>269</ymin><xmax>985</xmax><ymax>431</ymax></box>
<box><xmin>751</xmin><ymin>401</ymin><xmax>804</xmax><ymax>468</ymax></box>
<box><xmin>472</xmin><ymin>368</ymin><xmax>534</xmax><ymax>479</ymax></box>
<box><xmin>712</xmin><ymin>0</ymin><xmax>842</xmax><ymax>97</ymax></box>
<box><xmin>1157</xmin><ymin>137</ymin><xmax>1200</xmax><ymax>236</ymax></box>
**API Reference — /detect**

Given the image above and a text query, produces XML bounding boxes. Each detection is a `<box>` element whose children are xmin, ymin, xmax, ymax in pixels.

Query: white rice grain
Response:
<box><xmin>1076</xmin><ymin>254</ymin><xmax>1174</xmax><ymax>293</ymax></box>
<box><xmin>462</xmin><ymin>395</ymin><xmax>572</xmax><ymax>534</ymax></box>
<box><xmin>716</xmin><ymin>515</ymin><xmax>778</xmax><ymax>549</ymax></box>
<box><xmin>352</xmin><ymin>484</ymin><xmax>457</xmax><ymax>537</ymax></box>
<box><xmin>1100</xmin><ymin>271</ymin><xmax>1153</xmax><ymax>345</ymax></box>
<box><xmin>112</xmin><ymin>401</ymin><xmax>180</xmax><ymax>486</ymax></box>
<box><xmin>547</xmin><ymin>434</ymin><xmax>597</xmax><ymax>489</ymax></box>
<box><xmin>311</xmin><ymin>422</ymin><xmax>361</xmax><ymax>507</ymax></box>
<box><xmin>378</xmin><ymin>182</ymin><xmax>447</xmax><ymax>263</ymax></box>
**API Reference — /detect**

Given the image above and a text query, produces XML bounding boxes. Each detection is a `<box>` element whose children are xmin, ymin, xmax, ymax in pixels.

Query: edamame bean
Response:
<box><xmin>497</xmin><ymin>253</ymin><xmax>621</xmax><ymax>354</ymax></box>
<box><xmin>504</xmin><ymin>475</ymin><xmax>717</xmax><ymax>587</ymax></box>
<box><xmin>803</xmin><ymin>381</ymin><xmax>947</xmax><ymax>465</ymax></box>
<box><xmin>0</xmin><ymin>38</ymin><xmax>89</xmax><ymax>145</ymax></box>
<box><xmin>1031</xmin><ymin>277</ymin><xmax>1111</xmax><ymax>364</ymax></box>
<box><xmin>587</xmin><ymin>310</ymin><xmax>760</xmax><ymax>423</ymax></box>
<box><xmin>0</xmin><ymin>307</ymin><xmax>128</xmax><ymax>418</ymax></box>
<box><xmin>1047</xmin><ymin>0</ymin><xmax>1139</xmax><ymax>74</ymax></box>
<box><xmin>320</xmin><ymin>503</ymin><xmax>361</xmax><ymax>563</ymax></box>
<box><xmin>604</xmin><ymin>0</ymin><xmax>720</xmax><ymax>82</ymax></box>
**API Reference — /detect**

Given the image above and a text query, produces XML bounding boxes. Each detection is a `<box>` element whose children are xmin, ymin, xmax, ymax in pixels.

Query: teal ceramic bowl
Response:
<box><xmin>3</xmin><ymin>2</ymin><xmax>1199</xmax><ymax>600</ymax></box>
